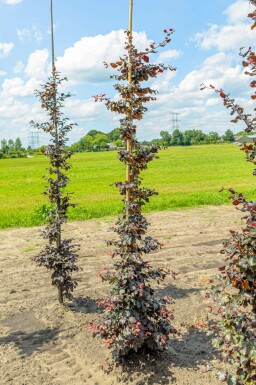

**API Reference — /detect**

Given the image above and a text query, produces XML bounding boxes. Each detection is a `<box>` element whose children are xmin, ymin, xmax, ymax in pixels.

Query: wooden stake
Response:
<box><xmin>126</xmin><ymin>0</ymin><xmax>133</xmax><ymax>219</ymax></box>
<box><xmin>50</xmin><ymin>0</ymin><xmax>63</xmax><ymax>303</ymax></box>
<box><xmin>50</xmin><ymin>0</ymin><xmax>55</xmax><ymax>74</ymax></box>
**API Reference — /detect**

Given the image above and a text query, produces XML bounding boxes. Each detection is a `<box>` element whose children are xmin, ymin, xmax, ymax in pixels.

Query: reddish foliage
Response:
<box><xmin>90</xmin><ymin>29</ymin><xmax>177</xmax><ymax>360</ymax></box>
<box><xmin>203</xmin><ymin>2</ymin><xmax>256</xmax><ymax>383</ymax></box>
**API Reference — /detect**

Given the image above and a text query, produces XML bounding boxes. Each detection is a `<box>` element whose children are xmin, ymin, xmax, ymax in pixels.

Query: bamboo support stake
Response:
<box><xmin>50</xmin><ymin>0</ymin><xmax>55</xmax><ymax>74</ymax></box>
<box><xmin>50</xmin><ymin>0</ymin><xmax>61</xmax><ymax>248</ymax></box>
<box><xmin>126</xmin><ymin>0</ymin><xmax>133</xmax><ymax>219</ymax></box>
<box><xmin>50</xmin><ymin>0</ymin><xmax>62</xmax><ymax>303</ymax></box>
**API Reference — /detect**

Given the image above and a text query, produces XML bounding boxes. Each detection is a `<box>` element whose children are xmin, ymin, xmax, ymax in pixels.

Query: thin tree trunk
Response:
<box><xmin>58</xmin><ymin>287</ymin><xmax>64</xmax><ymax>304</ymax></box>
<box><xmin>126</xmin><ymin>0</ymin><xmax>133</xmax><ymax>220</ymax></box>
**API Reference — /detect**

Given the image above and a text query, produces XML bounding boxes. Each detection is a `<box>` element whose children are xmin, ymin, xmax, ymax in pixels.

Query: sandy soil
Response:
<box><xmin>0</xmin><ymin>205</ymin><xmax>243</xmax><ymax>385</ymax></box>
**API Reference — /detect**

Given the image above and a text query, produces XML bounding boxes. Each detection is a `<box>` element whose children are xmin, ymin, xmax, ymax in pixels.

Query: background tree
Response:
<box><xmin>14</xmin><ymin>137</ymin><xmax>22</xmax><ymax>151</ymax></box>
<box><xmin>172</xmin><ymin>128</ymin><xmax>183</xmax><ymax>145</ymax></box>
<box><xmin>107</xmin><ymin>128</ymin><xmax>121</xmax><ymax>142</ymax></box>
<box><xmin>87</xmin><ymin>129</ymin><xmax>104</xmax><ymax>137</ymax></box>
<box><xmin>7</xmin><ymin>139</ymin><xmax>14</xmax><ymax>150</ymax></box>
<box><xmin>223</xmin><ymin>129</ymin><xmax>235</xmax><ymax>143</ymax></box>
<box><xmin>83</xmin><ymin>135</ymin><xmax>94</xmax><ymax>151</ymax></box>
<box><xmin>207</xmin><ymin>131</ymin><xmax>220</xmax><ymax>144</ymax></box>
<box><xmin>89</xmin><ymin>0</ymin><xmax>177</xmax><ymax>360</ymax></box>
<box><xmin>182</xmin><ymin>129</ymin><xmax>194</xmax><ymax>145</ymax></box>
<box><xmin>31</xmin><ymin>0</ymin><xmax>79</xmax><ymax>305</ymax></box>
<box><xmin>92</xmin><ymin>132</ymin><xmax>108</xmax><ymax>150</ymax></box>
<box><xmin>71</xmin><ymin>134</ymin><xmax>94</xmax><ymax>152</ymax></box>
<box><xmin>1</xmin><ymin>139</ymin><xmax>8</xmax><ymax>154</ymax></box>
<box><xmin>191</xmin><ymin>129</ymin><xmax>207</xmax><ymax>145</ymax></box>
<box><xmin>114</xmin><ymin>138</ymin><xmax>123</xmax><ymax>147</ymax></box>
<box><xmin>160</xmin><ymin>130</ymin><xmax>172</xmax><ymax>146</ymax></box>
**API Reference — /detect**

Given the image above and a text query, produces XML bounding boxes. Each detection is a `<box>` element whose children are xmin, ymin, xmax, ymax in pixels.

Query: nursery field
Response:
<box><xmin>0</xmin><ymin>143</ymin><xmax>255</xmax><ymax>229</ymax></box>
<box><xmin>0</xmin><ymin>205</ymin><xmax>242</xmax><ymax>385</ymax></box>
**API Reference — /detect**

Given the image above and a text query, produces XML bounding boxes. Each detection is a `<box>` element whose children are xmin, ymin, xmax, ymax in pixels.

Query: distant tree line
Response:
<box><xmin>151</xmin><ymin>128</ymin><xmax>235</xmax><ymax>147</ymax></box>
<box><xmin>0</xmin><ymin>137</ymin><xmax>27</xmax><ymax>159</ymax></box>
<box><xmin>70</xmin><ymin>128</ymin><xmax>236</xmax><ymax>153</ymax></box>
<box><xmin>0</xmin><ymin>128</ymin><xmax>236</xmax><ymax>159</ymax></box>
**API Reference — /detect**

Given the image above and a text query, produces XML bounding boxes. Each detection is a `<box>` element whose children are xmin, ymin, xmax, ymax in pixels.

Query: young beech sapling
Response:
<box><xmin>31</xmin><ymin>0</ymin><xmax>79</xmax><ymax>305</ymax></box>
<box><xmin>202</xmin><ymin>1</ymin><xmax>256</xmax><ymax>383</ymax></box>
<box><xmin>89</xmin><ymin>1</ymin><xmax>177</xmax><ymax>360</ymax></box>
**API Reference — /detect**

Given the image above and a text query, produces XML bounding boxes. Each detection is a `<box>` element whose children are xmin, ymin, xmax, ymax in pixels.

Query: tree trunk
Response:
<box><xmin>58</xmin><ymin>287</ymin><xmax>64</xmax><ymax>304</ymax></box>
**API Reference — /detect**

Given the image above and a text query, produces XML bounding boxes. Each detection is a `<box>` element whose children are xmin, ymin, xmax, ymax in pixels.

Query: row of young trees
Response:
<box><xmin>28</xmin><ymin>0</ymin><xmax>256</xmax><ymax>382</ymax></box>
<box><xmin>33</xmin><ymin>0</ymin><xmax>177</xmax><ymax>360</ymax></box>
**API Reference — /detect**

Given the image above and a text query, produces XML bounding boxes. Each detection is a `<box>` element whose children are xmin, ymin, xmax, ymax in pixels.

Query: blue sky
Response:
<box><xmin>0</xmin><ymin>0</ymin><xmax>254</xmax><ymax>146</ymax></box>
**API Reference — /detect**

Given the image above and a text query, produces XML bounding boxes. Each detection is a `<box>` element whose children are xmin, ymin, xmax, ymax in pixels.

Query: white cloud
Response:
<box><xmin>206</xmin><ymin>98</ymin><xmax>220</xmax><ymax>107</ymax></box>
<box><xmin>151</xmin><ymin>69</ymin><xmax>177</xmax><ymax>92</ymax></box>
<box><xmin>0</xmin><ymin>97</ymin><xmax>30</xmax><ymax>118</ymax></box>
<box><xmin>193</xmin><ymin>23</ymin><xmax>254</xmax><ymax>51</ymax></box>
<box><xmin>24</xmin><ymin>49</ymin><xmax>49</xmax><ymax>79</ymax></box>
<box><xmin>193</xmin><ymin>0</ymin><xmax>255</xmax><ymax>51</ymax></box>
<box><xmin>224</xmin><ymin>0</ymin><xmax>254</xmax><ymax>24</ymax></box>
<box><xmin>2</xmin><ymin>0</ymin><xmax>22</xmax><ymax>4</ymax></box>
<box><xmin>2</xmin><ymin>77</ymin><xmax>41</xmax><ymax>97</ymax></box>
<box><xmin>0</xmin><ymin>42</ymin><xmax>14</xmax><ymax>58</ymax></box>
<box><xmin>17</xmin><ymin>24</ymin><xmax>43</xmax><ymax>43</ymax></box>
<box><xmin>179</xmin><ymin>52</ymin><xmax>245</xmax><ymax>92</ymax></box>
<box><xmin>65</xmin><ymin>98</ymin><xmax>104</xmax><ymax>118</ymax></box>
<box><xmin>157</xmin><ymin>49</ymin><xmax>182</xmax><ymax>62</ymax></box>
<box><xmin>56</xmin><ymin>30</ymin><xmax>150</xmax><ymax>83</ymax></box>
<box><xmin>0</xmin><ymin>70</ymin><xmax>6</xmax><ymax>76</ymax></box>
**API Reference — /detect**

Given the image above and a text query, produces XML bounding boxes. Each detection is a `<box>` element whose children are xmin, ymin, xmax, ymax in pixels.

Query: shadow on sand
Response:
<box><xmin>0</xmin><ymin>327</ymin><xmax>59</xmax><ymax>357</ymax></box>
<box><xmin>156</xmin><ymin>284</ymin><xmax>202</xmax><ymax>300</ymax></box>
<box><xmin>67</xmin><ymin>296</ymin><xmax>99</xmax><ymax>314</ymax></box>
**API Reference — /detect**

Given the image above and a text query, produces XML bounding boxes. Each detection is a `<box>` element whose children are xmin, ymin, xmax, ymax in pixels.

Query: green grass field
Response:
<box><xmin>0</xmin><ymin>144</ymin><xmax>255</xmax><ymax>229</ymax></box>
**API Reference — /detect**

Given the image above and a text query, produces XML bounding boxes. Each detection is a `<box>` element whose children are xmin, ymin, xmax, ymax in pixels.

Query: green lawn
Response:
<box><xmin>0</xmin><ymin>144</ymin><xmax>255</xmax><ymax>229</ymax></box>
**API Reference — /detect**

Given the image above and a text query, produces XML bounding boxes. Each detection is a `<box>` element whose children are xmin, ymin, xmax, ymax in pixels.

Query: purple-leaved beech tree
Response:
<box><xmin>31</xmin><ymin>0</ymin><xmax>79</xmax><ymax>305</ymax></box>
<box><xmin>202</xmin><ymin>1</ymin><xmax>256</xmax><ymax>384</ymax></box>
<box><xmin>89</xmin><ymin>0</ymin><xmax>178</xmax><ymax>360</ymax></box>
